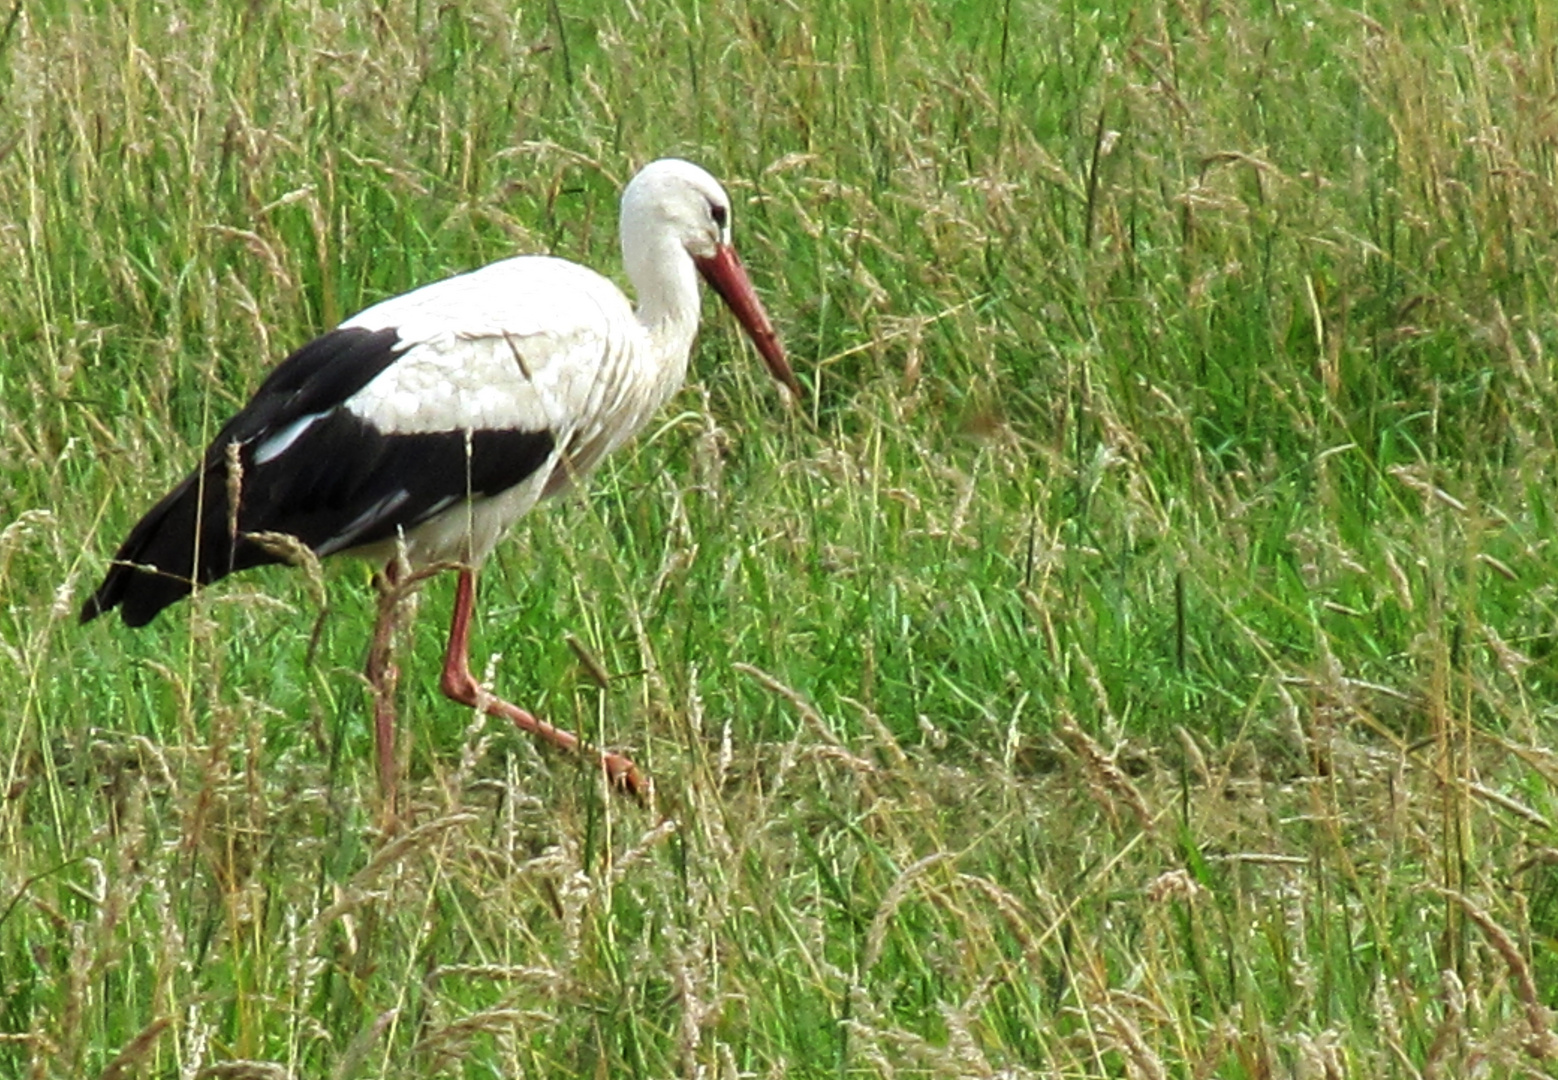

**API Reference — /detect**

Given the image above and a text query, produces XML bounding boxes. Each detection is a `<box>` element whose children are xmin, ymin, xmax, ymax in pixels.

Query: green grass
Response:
<box><xmin>5</xmin><ymin>0</ymin><xmax>1558</xmax><ymax>1075</ymax></box>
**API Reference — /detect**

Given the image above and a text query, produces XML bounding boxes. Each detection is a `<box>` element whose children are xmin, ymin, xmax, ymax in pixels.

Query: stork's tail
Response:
<box><xmin>81</xmin><ymin>467</ymin><xmax>274</xmax><ymax>627</ymax></box>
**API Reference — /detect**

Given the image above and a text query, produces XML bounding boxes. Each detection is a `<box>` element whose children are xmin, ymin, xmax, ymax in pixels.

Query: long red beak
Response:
<box><xmin>694</xmin><ymin>245</ymin><xmax>801</xmax><ymax>401</ymax></box>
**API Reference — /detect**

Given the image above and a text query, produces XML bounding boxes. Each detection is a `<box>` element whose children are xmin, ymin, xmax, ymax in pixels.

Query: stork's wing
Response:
<box><xmin>83</xmin><ymin>256</ymin><xmax>644</xmax><ymax>626</ymax></box>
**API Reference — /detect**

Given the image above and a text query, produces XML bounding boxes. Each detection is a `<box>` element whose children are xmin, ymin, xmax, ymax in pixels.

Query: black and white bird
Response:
<box><xmin>81</xmin><ymin>158</ymin><xmax>799</xmax><ymax>800</ymax></box>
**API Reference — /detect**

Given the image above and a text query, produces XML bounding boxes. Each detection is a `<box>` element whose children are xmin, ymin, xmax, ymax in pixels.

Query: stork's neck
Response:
<box><xmin>622</xmin><ymin>222</ymin><xmax>701</xmax><ymax>391</ymax></box>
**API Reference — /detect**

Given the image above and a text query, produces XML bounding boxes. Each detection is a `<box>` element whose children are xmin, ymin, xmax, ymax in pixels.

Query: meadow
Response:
<box><xmin>3</xmin><ymin>0</ymin><xmax>1558</xmax><ymax>1075</ymax></box>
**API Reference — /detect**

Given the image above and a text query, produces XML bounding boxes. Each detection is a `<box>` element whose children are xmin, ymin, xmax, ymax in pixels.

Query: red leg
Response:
<box><xmin>366</xmin><ymin>559</ymin><xmax>403</xmax><ymax>812</ymax></box>
<box><xmin>439</xmin><ymin>568</ymin><xmax>647</xmax><ymax>799</ymax></box>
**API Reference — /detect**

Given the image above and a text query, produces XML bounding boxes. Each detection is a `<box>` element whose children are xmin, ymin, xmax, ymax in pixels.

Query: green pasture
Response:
<box><xmin>3</xmin><ymin>0</ymin><xmax>1557</xmax><ymax>1076</ymax></box>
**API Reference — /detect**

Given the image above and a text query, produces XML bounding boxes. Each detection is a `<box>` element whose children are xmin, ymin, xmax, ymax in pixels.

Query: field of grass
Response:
<box><xmin>4</xmin><ymin>0</ymin><xmax>1558</xmax><ymax>1075</ymax></box>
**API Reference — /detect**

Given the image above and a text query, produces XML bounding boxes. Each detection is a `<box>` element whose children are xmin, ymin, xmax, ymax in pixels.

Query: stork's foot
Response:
<box><xmin>440</xmin><ymin>664</ymin><xmax>649</xmax><ymax>802</ymax></box>
<box><xmin>599</xmin><ymin>748</ymin><xmax>650</xmax><ymax>802</ymax></box>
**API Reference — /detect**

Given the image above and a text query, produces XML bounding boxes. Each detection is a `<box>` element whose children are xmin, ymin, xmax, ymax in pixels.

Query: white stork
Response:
<box><xmin>81</xmin><ymin>158</ymin><xmax>798</xmax><ymax>801</ymax></box>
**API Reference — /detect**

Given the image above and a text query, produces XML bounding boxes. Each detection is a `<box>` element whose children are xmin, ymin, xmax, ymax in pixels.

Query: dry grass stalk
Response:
<box><xmin>1463</xmin><ymin>780</ymin><xmax>1551</xmax><ymax>831</ymax></box>
<box><xmin>95</xmin><ymin>1017</ymin><xmax>170</xmax><ymax>1080</ymax></box>
<box><xmin>356</xmin><ymin>811</ymin><xmax>479</xmax><ymax>886</ymax></box>
<box><xmin>415</xmin><ymin>1008</ymin><xmax>549</xmax><ymax>1066</ymax></box>
<box><xmin>242</xmin><ymin>531</ymin><xmax>327</xmax><ymax>614</ymax></box>
<box><xmin>609</xmin><ymin>816</ymin><xmax>680</xmax><ymax>884</ymax></box>
<box><xmin>1100</xmin><ymin>997</ymin><xmax>1168</xmax><ymax>1080</ymax></box>
<box><xmin>423</xmin><ymin>964</ymin><xmax>564</xmax><ymax>991</ymax></box>
<box><xmin>329</xmin><ymin>1008</ymin><xmax>398</xmax><ymax>1080</ymax></box>
<box><xmin>862</xmin><ymin>852</ymin><xmax>955</xmax><ymax>974</ymax></box>
<box><xmin>195</xmin><ymin>1063</ymin><xmax>293</xmax><ymax>1080</ymax></box>
<box><xmin>1434</xmin><ymin>888</ymin><xmax>1556</xmax><ymax>1059</ymax></box>
<box><xmin>958</xmin><ymin>872</ymin><xmax>1049</xmax><ymax>972</ymax></box>
<box><xmin>840</xmin><ymin>695</ymin><xmax>910</xmax><ymax>771</ymax></box>
<box><xmin>1056</xmin><ymin>716</ymin><xmax>1155</xmax><ymax>834</ymax></box>
<box><xmin>734</xmin><ymin>661</ymin><xmax>879</xmax><ymax>783</ymax></box>
<box><xmin>1424</xmin><ymin>968</ymin><xmax>1467</xmax><ymax>1079</ymax></box>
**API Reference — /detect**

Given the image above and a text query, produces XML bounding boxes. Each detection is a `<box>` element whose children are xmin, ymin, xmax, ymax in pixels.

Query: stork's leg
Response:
<box><xmin>439</xmin><ymin>568</ymin><xmax>648</xmax><ymax>799</ymax></box>
<box><xmin>366</xmin><ymin>559</ymin><xmax>404</xmax><ymax>808</ymax></box>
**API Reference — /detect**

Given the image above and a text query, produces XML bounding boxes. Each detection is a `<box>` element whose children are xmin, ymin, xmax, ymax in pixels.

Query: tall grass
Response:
<box><xmin>3</xmin><ymin>0</ymin><xmax>1558</xmax><ymax>1076</ymax></box>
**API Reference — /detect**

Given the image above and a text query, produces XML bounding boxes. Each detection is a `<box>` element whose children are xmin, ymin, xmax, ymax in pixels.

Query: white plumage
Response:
<box><xmin>343</xmin><ymin>257</ymin><xmax>634</xmax><ymax>437</ymax></box>
<box><xmin>83</xmin><ymin>158</ymin><xmax>798</xmax><ymax>801</ymax></box>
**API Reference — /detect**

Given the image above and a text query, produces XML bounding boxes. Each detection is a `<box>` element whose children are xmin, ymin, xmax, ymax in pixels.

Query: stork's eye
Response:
<box><xmin>709</xmin><ymin>202</ymin><xmax>728</xmax><ymax>230</ymax></box>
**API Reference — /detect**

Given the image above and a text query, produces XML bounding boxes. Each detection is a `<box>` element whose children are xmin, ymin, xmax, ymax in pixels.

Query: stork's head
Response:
<box><xmin>621</xmin><ymin>158</ymin><xmax>733</xmax><ymax>259</ymax></box>
<box><xmin>621</xmin><ymin>159</ymin><xmax>800</xmax><ymax>400</ymax></box>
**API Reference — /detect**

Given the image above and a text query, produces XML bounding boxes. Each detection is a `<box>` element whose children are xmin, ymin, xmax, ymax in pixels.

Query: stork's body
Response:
<box><xmin>82</xmin><ymin>159</ymin><xmax>797</xmax><ymax>800</ymax></box>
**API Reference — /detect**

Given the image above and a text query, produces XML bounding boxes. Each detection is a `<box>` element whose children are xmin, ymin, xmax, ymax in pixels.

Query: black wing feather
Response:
<box><xmin>82</xmin><ymin>326</ymin><xmax>555</xmax><ymax>627</ymax></box>
<box><xmin>240</xmin><ymin>413</ymin><xmax>554</xmax><ymax>556</ymax></box>
<box><xmin>207</xmin><ymin>326</ymin><xmax>405</xmax><ymax>448</ymax></box>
